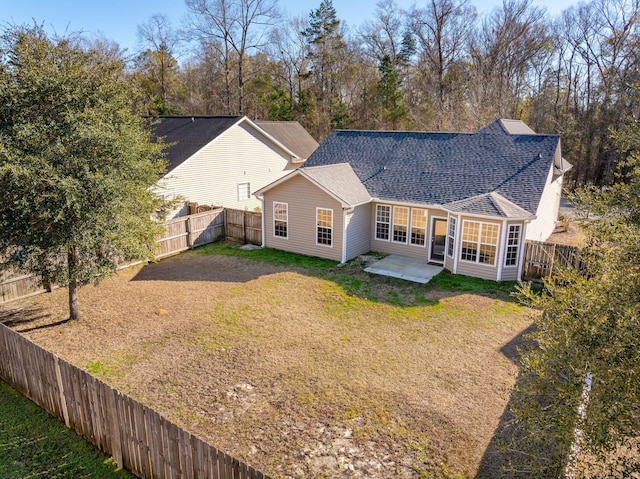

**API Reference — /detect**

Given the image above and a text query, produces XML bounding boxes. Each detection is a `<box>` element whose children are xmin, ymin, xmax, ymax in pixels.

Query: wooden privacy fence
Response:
<box><xmin>0</xmin><ymin>322</ymin><xmax>271</xmax><ymax>479</ymax></box>
<box><xmin>157</xmin><ymin>208</ymin><xmax>226</xmax><ymax>258</ymax></box>
<box><xmin>522</xmin><ymin>240</ymin><xmax>582</xmax><ymax>281</ymax></box>
<box><xmin>1</xmin><ymin>208</ymin><xmax>228</xmax><ymax>304</ymax></box>
<box><xmin>225</xmin><ymin>209</ymin><xmax>262</xmax><ymax>246</ymax></box>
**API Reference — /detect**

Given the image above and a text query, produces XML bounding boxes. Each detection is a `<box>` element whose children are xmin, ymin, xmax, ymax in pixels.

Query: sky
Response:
<box><xmin>3</xmin><ymin>0</ymin><xmax>579</xmax><ymax>55</ymax></box>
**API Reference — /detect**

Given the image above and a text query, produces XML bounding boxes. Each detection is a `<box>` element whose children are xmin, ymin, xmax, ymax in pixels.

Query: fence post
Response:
<box><xmin>243</xmin><ymin>211</ymin><xmax>247</xmax><ymax>244</ymax></box>
<box><xmin>224</xmin><ymin>209</ymin><xmax>228</xmax><ymax>240</ymax></box>
<box><xmin>106</xmin><ymin>386</ymin><xmax>124</xmax><ymax>469</ymax></box>
<box><xmin>54</xmin><ymin>357</ymin><xmax>70</xmax><ymax>427</ymax></box>
<box><xmin>187</xmin><ymin>215</ymin><xmax>193</xmax><ymax>249</ymax></box>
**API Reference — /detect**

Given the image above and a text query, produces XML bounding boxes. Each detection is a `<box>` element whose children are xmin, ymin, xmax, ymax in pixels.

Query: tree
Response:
<box><xmin>135</xmin><ymin>14</ymin><xmax>184</xmax><ymax>115</ymax></box>
<box><xmin>185</xmin><ymin>0</ymin><xmax>280</xmax><ymax>115</ymax></box>
<box><xmin>302</xmin><ymin>0</ymin><xmax>350</xmax><ymax>136</ymax></box>
<box><xmin>0</xmin><ymin>26</ymin><xmax>167</xmax><ymax>321</ymax></box>
<box><xmin>512</xmin><ymin>110</ymin><xmax>640</xmax><ymax>476</ymax></box>
<box><xmin>409</xmin><ymin>0</ymin><xmax>476</xmax><ymax>129</ymax></box>
<box><xmin>377</xmin><ymin>54</ymin><xmax>406</xmax><ymax>127</ymax></box>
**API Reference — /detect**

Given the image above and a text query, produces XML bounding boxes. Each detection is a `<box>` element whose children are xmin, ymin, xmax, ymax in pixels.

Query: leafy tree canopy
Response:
<box><xmin>0</xmin><ymin>25</ymin><xmax>168</xmax><ymax>320</ymax></box>
<box><xmin>513</xmin><ymin>103</ymin><xmax>640</xmax><ymax>476</ymax></box>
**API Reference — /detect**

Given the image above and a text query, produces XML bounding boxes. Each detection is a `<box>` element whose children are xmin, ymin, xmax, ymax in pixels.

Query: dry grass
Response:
<box><xmin>1</xmin><ymin>248</ymin><xmax>536</xmax><ymax>478</ymax></box>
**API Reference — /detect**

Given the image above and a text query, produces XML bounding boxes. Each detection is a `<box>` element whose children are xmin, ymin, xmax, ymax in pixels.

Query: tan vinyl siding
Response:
<box><xmin>263</xmin><ymin>175</ymin><xmax>343</xmax><ymax>261</ymax></box>
<box><xmin>369</xmin><ymin>203</ymin><xmax>447</xmax><ymax>261</ymax></box>
<box><xmin>158</xmin><ymin>122</ymin><xmax>298</xmax><ymax>218</ymax></box>
<box><xmin>345</xmin><ymin>203</ymin><xmax>371</xmax><ymax>260</ymax></box>
<box><xmin>527</xmin><ymin>160</ymin><xmax>563</xmax><ymax>241</ymax></box>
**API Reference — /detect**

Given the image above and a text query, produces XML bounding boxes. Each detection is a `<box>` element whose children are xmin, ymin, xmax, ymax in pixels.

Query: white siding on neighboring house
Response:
<box><xmin>527</xmin><ymin>151</ymin><xmax>564</xmax><ymax>241</ymax></box>
<box><xmin>344</xmin><ymin>203</ymin><xmax>371</xmax><ymax>261</ymax></box>
<box><xmin>157</xmin><ymin>121</ymin><xmax>297</xmax><ymax>218</ymax></box>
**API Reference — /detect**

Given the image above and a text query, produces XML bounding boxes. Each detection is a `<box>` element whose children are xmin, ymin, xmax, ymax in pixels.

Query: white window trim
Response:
<box><xmin>459</xmin><ymin>220</ymin><xmax>500</xmax><ymax>267</ymax></box>
<box><xmin>375</xmin><ymin>204</ymin><xmax>391</xmax><ymax>242</ymax></box>
<box><xmin>273</xmin><ymin>201</ymin><xmax>288</xmax><ymax>239</ymax></box>
<box><xmin>316</xmin><ymin>207</ymin><xmax>333</xmax><ymax>247</ymax></box>
<box><xmin>237</xmin><ymin>182</ymin><xmax>250</xmax><ymax>201</ymax></box>
<box><xmin>447</xmin><ymin>216</ymin><xmax>457</xmax><ymax>258</ymax></box>
<box><xmin>392</xmin><ymin>206</ymin><xmax>410</xmax><ymax>244</ymax></box>
<box><xmin>409</xmin><ymin>208</ymin><xmax>428</xmax><ymax>248</ymax></box>
<box><xmin>504</xmin><ymin>223</ymin><xmax>522</xmax><ymax>268</ymax></box>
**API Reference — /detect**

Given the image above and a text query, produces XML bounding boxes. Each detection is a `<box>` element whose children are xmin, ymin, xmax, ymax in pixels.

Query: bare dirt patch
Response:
<box><xmin>1</xmin><ymin>250</ymin><xmax>535</xmax><ymax>478</ymax></box>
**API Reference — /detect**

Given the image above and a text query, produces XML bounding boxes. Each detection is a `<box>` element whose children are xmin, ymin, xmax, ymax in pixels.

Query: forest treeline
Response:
<box><xmin>124</xmin><ymin>0</ymin><xmax>639</xmax><ymax>187</ymax></box>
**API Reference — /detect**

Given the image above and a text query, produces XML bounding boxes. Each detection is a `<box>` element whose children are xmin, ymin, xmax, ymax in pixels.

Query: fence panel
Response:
<box><xmin>225</xmin><ymin>209</ymin><xmax>262</xmax><ymax>245</ymax></box>
<box><xmin>0</xmin><ymin>322</ymin><xmax>271</xmax><ymax>479</ymax></box>
<box><xmin>0</xmin><ymin>266</ymin><xmax>46</xmax><ymax>303</ymax></box>
<box><xmin>188</xmin><ymin>209</ymin><xmax>225</xmax><ymax>248</ymax></box>
<box><xmin>522</xmin><ymin>240</ymin><xmax>581</xmax><ymax>281</ymax></box>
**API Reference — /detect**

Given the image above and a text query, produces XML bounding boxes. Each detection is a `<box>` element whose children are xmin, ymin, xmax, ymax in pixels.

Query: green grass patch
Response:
<box><xmin>429</xmin><ymin>270</ymin><xmax>518</xmax><ymax>297</ymax></box>
<box><xmin>195</xmin><ymin>241</ymin><xmax>338</xmax><ymax>270</ymax></box>
<box><xmin>0</xmin><ymin>380</ymin><xmax>134</xmax><ymax>479</ymax></box>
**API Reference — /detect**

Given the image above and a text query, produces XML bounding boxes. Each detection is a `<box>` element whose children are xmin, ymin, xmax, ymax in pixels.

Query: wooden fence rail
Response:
<box><xmin>0</xmin><ymin>322</ymin><xmax>271</xmax><ymax>479</ymax></box>
<box><xmin>522</xmin><ymin>240</ymin><xmax>582</xmax><ymax>281</ymax></box>
<box><xmin>1</xmin><ymin>208</ymin><xmax>228</xmax><ymax>304</ymax></box>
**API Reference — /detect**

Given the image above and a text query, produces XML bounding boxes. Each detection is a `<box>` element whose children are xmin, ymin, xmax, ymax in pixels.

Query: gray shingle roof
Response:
<box><xmin>302</xmin><ymin>120</ymin><xmax>561</xmax><ymax>215</ymax></box>
<box><xmin>445</xmin><ymin>192</ymin><xmax>532</xmax><ymax>218</ymax></box>
<box><xmin>300</xmin><ymin>164</ymin><xmax>371</xmax><ymax>207</ymax></box>
<box><xmin>150</xmin><ymin>116</ymin><xmax>242</xmax><ymax>172</ymax></box>
<box><xmin>255</xmin><ymin>121</ymin><xmax>319</xmax><ymax>160</ymax></box>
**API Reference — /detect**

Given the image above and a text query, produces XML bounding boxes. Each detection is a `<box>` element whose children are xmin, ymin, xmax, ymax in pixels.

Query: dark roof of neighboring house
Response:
<box><xmin>150</xmin><ymin>116</ymin><xmax>242</xmax><ymax>172</ymax></box>
<box><xmin>255</xmin><ymin>121</ymin><xmax>319</xmax><ymax>160</ymax></box>
<box><xmin>302</xmin><ymin>119</ymin><xmax>564</xmax><ymax>216</ymax></box>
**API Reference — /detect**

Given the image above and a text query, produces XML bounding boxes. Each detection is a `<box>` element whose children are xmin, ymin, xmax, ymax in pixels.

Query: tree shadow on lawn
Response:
<box><xmin>0</xmin><ymin>304</ymin><xmax>67</xmax><ymax>333</ymax></box>
<box><xmin>475</xmin><ymin>323</ymin><xmax>557</xmax><ymax>478</ymax></box>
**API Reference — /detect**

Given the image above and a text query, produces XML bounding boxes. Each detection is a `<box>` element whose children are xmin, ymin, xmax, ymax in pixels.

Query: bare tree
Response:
<box><xmin>185</xmin><ymin>0</ymin><xmax>280</xmax><ymax>114</ymax></box>
<box><xmin>409</xmin><ymin>0</ymin><xmax>477</xmax><ymax>129</ymax></box>
<box><xmin>469</xmin><ymin>0</ymin><xmax>550</xmax><ymax>126</ymax></box>
<box><xmin>136</xmin><ymin>14</ymin><xmax>183</xmax><ymax>113</ymax></box>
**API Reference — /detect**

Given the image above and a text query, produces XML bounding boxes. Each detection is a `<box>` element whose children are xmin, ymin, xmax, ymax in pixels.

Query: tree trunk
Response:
<box><xmin>67</xmin><ymin>246</ymin><xmax>80</xmax><ymax>321</ymax></box>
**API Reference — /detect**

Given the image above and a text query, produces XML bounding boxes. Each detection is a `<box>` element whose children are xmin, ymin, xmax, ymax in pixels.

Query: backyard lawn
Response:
<box><xmin>1</xmin><ymin>243</ymin><xmax>536</xmax><ymax>478</ymax></box>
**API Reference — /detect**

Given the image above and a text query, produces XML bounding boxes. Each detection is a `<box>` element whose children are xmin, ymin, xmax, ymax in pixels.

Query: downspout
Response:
<box><xmin>517</xmin><ymin>222</ymin><xmax>529</xmax><ymax>281</ymax></box>
<box><xmin>259</xmin><ymin>196</ymin><xmax>266</xmax><ymax>248</ymax></box>
<box><xmin>497</xmin><ymin>219</ymin><xmax>508</xmax><ymax>281</ymax></box>
<box><xmin>341</xmin><ymin>208</ymin><xmax>349</xmax><ymax>264</ymax></box>
<box><xmin>452</xmin><ymin>215</ymin><xmax>459</xmax><ymax>274</ymax></box>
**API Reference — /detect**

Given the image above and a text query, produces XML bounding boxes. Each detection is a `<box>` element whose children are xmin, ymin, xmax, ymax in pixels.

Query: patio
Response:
<box><xmin>364</xmin><ymin>255</ymin><xmax>444</xmax><ymax>284</ymax></box>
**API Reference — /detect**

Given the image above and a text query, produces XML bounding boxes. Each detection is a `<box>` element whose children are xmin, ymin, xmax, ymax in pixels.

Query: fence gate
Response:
<box><xmin>225</xmin><ymin>209</ymin><xmax>262</xmax><ymax>245</ymax></box>
<box><xmin>522</xmin><ymin>240</ymin><xmax>581</xmax><ymax>281</ymax></box>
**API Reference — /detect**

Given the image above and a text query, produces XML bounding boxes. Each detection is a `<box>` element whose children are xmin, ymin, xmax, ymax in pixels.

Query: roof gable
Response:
<box><xmin>303</xmin><ymin>120</ymin><xmax>562</xmax><ymax>215</ymax></box>
<box><xmin>300</xmin><ymin>164</ymin><xmax>371</xmax><ymax>207</ymax></box>
<box><xmin>255</xmin><ymin>121</ymin><xmax>319</xmax><ymax>160</ymax></box>
<box><xmin>445</xmin><ymin>192</ymin><xmax>532</xmax><ymax>219</ymax></box>
<box><xmin>150</xmin><ymin>116</ymin><xmax>242</xmax><ymax>171</ymax></box>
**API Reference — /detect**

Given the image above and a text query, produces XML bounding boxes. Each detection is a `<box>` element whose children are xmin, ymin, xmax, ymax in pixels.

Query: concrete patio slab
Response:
<box><xmin>364</xmin><ymin>255</ymin><xmax>444</xmax><ymax>284</ymax></box>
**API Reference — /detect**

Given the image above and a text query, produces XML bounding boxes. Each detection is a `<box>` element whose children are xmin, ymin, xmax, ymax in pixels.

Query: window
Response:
<box><xmin>505</xmin><ymin>224</ymin><xmax>522</xmax><ymax>267</ymax></box>
<box><xmin>273</xmin><ymin>202</ymin><xmax>288</xmax><ymax>238</ymax></box>
<box><xmin>447</xmin><ymin>217</ymin><xmax>457</xmax><ymax>257</ymax></box>
<box><xmin>376</xmin><ymin>205</ymin><xmax>391</xmax><ymax>240</ymax></box>
<box><xmin>410</xmin><ymin>209</ymin><xmax>427</xmax><ymax>246</ymax></box>
<box><xmin>460</xmin><ymin>221</ymin><xmax>499</xmax><ymax>265</ymax></box>
<box><xmin>393</xmin><ymin>206</ymin><xmax>409</xmax><ymax>243</ymax></box>
<box><xmin>237</xmin><ymin>182</ymin><xmax>250</xmax><ymax>201</ymax></box>
<box><xmin>316</xmin><ymin>208</ymin><xmax>332</xmax><ymax>246</ymax></box>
